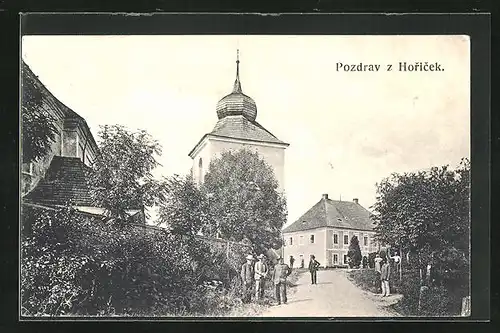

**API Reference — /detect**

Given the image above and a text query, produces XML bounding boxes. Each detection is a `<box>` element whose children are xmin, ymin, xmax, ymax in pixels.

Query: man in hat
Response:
<box><xmin>240</xmin><ymin>254</ymin><xmax>255</xmax><ymax>303</ymax></box>
<box><xmin>272</xmin><ymin>256</ymin><xmax>291</xmax><ymax>305</ymax></box>
<box><xmin>308</xmin><ymin>254</ymin><xmax>320</xmax><ymax>285</ymax></box>
<box><xmin>380</xmin><ymin>258</ymin><xmax>391</xmax><ymax>297</ymax></box>
<box><xmin>254</xmin><ymin>254</ymin><xmax>269</xmax><ymax>301</ymax></box>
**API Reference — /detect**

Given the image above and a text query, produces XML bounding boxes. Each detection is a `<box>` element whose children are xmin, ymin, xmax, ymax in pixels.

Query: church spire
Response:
<box><xmin>233</xmin><ymin>49</ymin><xmax>242</xmax><ymax>93</ymax></box>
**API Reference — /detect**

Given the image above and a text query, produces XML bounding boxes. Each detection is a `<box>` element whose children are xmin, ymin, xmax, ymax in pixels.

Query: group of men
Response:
<box><xmin>240</xmin><ymin>254</ymin><xmax>291</xmax><ymax>305</ymax></box>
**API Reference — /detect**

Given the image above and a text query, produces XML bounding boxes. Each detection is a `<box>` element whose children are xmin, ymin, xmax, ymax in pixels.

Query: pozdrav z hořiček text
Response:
<box><xmin>336</xmin><ymin>62</ymin><xmax>444</xmax><ymax>72</ymax></box>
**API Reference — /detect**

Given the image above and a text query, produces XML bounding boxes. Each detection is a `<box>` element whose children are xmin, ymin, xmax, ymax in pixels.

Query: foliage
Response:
<box><xmin>21</xmin><ymin>62</ymin><xmax>58</xmax><ymax>163</ymax></box>
<box><xmin>372</xmin><ymin>158</ymin><xmax>470</xmax><ymax>315</ymax></box>
<box><xmin>372</xmin><ymin>158</ymin><xmax>470</xmax><ymax>264</ymax></box>
<box><xmin>88</xmin><ymin>125</ymin><xmax>168</xmax><ymax>223</ymax></box>
<box><xmin>157</xmin><ymin>174</ymin><xmax>213</xmax><ymax>239</ymax></box>
<box><xmin>347</xmin><ymin>236</ymin><xmax>362</xmax><ymax>268</ymax></box>
<box><xmin>202</xmin><ymin>149</ymin><xmax>287</xmax><ymax>254</ymax></box>
<box><xmin>21</xmin><ymin>205</ymin><xmax>212</xmax><ymax>316</ymax></box>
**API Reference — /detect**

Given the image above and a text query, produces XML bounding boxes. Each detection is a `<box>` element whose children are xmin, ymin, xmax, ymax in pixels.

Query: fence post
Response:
<box><xmin>461</xmin><ymin>296</ymin><xmax>471</xmax><ymax>316</ymax></box>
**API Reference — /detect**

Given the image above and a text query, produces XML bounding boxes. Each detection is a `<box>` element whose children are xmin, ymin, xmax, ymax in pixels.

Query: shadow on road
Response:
<box><xmin>285</xmin><ymin>298</ymin><xmax>313</xmax><ymax>305</ymax></box>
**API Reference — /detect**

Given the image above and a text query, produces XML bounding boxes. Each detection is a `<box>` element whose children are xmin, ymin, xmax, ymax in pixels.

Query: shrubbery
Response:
<box><xmin>347</xmin><ymin>236</ymin><xmax>362</xmax><ymax>268</ymax></box>
<box><xmin>20</xmin><ymin>205</ymin><xmax>235</xmax><ymax>316</ymax></box>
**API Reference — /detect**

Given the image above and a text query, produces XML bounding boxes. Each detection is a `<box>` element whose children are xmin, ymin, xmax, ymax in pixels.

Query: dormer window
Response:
<box><xmin>62</xmin><ymin>130</ymin><xmax>78</xmax><ymax>157</ymax></box>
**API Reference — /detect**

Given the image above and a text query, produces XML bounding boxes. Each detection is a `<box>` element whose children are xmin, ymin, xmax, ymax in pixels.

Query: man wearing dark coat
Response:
<box><xmin>272</xmin><ymin>256</ymin><xmax>291</xmax><ymax>305</ymax></box>
<box><xmin>308</xmin><ymin>255</ymin><xmax>320</xmax><ymax>285</ymax></box>
<box><xmin>240</xmin><ymin>254</ymin><xmax>255</xmax><ymax>303</ymax></box>
<box><xmin>380</xmin><ymin>259</ymin><xmax>391</xmax><ymax>297</ymax></box>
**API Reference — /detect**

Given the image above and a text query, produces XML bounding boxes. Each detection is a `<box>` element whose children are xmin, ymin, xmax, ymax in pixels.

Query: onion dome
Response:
<box><xmin>216</xmin><ymin>50</ymin><xmax>257</xmax><ymax>122</ymax></box>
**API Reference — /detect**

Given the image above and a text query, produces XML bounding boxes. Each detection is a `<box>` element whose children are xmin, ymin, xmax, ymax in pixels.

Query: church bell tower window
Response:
<box><xmin>198</xmin><ymin>158</ymin><xmax>203</xmax><ymax>184</ymax></box>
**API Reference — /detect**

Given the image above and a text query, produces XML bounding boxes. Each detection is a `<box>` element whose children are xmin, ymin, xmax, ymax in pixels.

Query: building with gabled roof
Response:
<box><xmin>283</xmin><ymin>194</ymin><xmax>379</xmax><ymax>268</ymax></box>
<box><xmin>188</xmin><ymin>50</ymin><xmax>289</xmax><ymax>193</ymax></box>
<box><xmin>21</xmin><ymin>60</ymin><xmax>144</xmax><ymax>223</ymax></box>
<box><xmin>21</xmin><ymin>60</ymin><xmax>99</xmax><ymax>195</ymax></box>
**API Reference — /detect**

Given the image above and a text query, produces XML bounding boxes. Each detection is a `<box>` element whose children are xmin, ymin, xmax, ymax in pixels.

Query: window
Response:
<box><xmin>22</xmin><ymin>162</ymin><xmax>33</xmax><ymax>175</ymax></box>
<box><xmin>289</xmin><ymin>237</ymin><xmax>293</xmax><ymax>246</ymax></box>
<box><xmin>63</xmin><ymin>130</ymin><xmax>78</xmax><ymax>157</ymax></box>
<box><xmin>364</xmin><ymin>236</ymin><xmax>368</xmax><ymax>246</ymax></box>
<box><xmin>343</xmin><ymin>234</ymin><xmax>349</xmax><ymax>245</ymax></box>
<box><xmin>310</xmin><ymin>234</ymin><xmax>315</xmax><ymax>244</ymax></box>
<box><xmin>333</xmin><ymin>234</ymin><xmax>338</xmax><ymax>244</ymax></box>
<box><xmin>344</xmin><ymin>254</ymin><xmax>348</xmax><ymax>264</ymax></box>
<box><xmin>299</xmin><ymin>235</ymin><xmax>304</xmax><ymax>245</ymax></box>
<box><xmin>333</xmin><ymin>254</ymin><xmax>338</xmax><ymax>264</ymax></box>
<box><xmin>198</xmin><ymin>158</ymin><xmax>203</xmax><ymax>184</ymax></box>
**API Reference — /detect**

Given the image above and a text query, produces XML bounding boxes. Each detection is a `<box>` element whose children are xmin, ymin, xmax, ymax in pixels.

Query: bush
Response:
<box><xmin>21</xmin><ymin>205</ymin><xmax>214</xmax><ymax>316</ymax></box>
<box><xmin>347</xmin><ymin>236</ymin><xmax>362</xmax><ymax>268</ymax></box>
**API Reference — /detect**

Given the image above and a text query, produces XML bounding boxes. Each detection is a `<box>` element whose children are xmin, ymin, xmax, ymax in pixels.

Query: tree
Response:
<box><xmin>157</xmin><ymin>174</ymin><xmax>211</xmax><ymax>236</ymax></box>
<box><xmin>88</xmin><ymin>125</ymin><xmax>168</xmax><ymax>223</ymax></box>
<box><xmin>201</xmin><ymin>149</ymin><xmax>287</xmax><ymax>254</ymax></box>
<box><xmin>347</xmin><ymin>236</ymin><xmax>362</xmax><ymax>268</ymax></box>
<box><xmin>21</xmin><ymin>62</ymin><xmax>58</xmax><ymax>163</ymax></box>
<box><xmin>372</xmin><ymin>158</ymin><xmax>470</xmax><ymax>309</ymax></box>
<box><xmin>372</xmin><ymin>158</ymin><xmax>470</xmax><ymax>268</ymax></box>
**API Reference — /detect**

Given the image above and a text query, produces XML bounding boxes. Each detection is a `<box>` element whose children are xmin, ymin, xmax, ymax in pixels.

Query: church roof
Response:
<box><xmin>188</xmin><ymin>115</ymin><xmax>288</xmax><ymax>157</ymax></box>
<box><xmin>216</xmin><ymin>49</ymin><xmax>258</xmax><ymax>122</ymax></box>
<box><xmin>283</xmin><ymin>195</ymin><xmax>376</xmax><ymax>233</ymax></box>
<box><xmin>22</xmin><ymin>60</ymin><xmax>99</xmax><ymax>153</ymax></box>
<box><xmin>211</xmin><ymin>115</ymin><xmax>287</xmax><ymax>145</ymax></box>
<box><xmin>189</xmin><ymin>50</ymin><xmax>289</xmax><ymax>158</ymax></box>
<box><xmin>23</xmin><ymin>156</ymin><xmax>94</xmax><ymax>206</ymax></box>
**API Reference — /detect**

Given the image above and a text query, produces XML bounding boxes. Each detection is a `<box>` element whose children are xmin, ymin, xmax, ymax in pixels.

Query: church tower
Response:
<box><xmin>188</xmin><ymin>50</ymin><xmax>289</xmax><ymax>193</ymax></box>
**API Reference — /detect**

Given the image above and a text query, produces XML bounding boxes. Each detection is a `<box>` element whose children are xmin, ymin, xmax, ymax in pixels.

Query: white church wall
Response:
<box><xmin>192</xmin><ymin>140</ymin><xmax>212</xmax><ymax>185</ymax></box>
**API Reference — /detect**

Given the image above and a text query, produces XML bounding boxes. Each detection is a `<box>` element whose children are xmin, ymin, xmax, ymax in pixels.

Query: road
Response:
<box><xmin>260</xmin><ymin>269</ymin><xmax>402</xmax><ymax>317</ymax></box>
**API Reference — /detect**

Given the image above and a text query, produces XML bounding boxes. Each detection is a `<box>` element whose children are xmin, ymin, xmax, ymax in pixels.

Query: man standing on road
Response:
<box><xmin>254</xmin><ymin>254</ymin><xmax>268</xmax><ymax>301</ymax></box>
<box><xmin>289</xmin><ymin>255</ymin><xmax>295</xmax><ymax>269</ymax></box>
<box><xmin>272</xmin><ymin>256</ymin><xmax>291</xmax><ymax>305</ymax></box>
<box><xmin>380</xmin><ymin>258</ymin><xmax>391</xmax><ymax>297</ymax></box>
<box><xmin>308</xmin><ymin>255</ymin><xmax>320</xmax><ymax>285</ymax></box>
<box><xmin>241</xmin><ymin>254</ymin><xmax>255</xmax><ymax>303</ymax></box>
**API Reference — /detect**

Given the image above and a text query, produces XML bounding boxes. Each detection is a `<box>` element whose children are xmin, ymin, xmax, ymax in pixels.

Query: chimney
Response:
<box><xmin>353</xmin><ymin>198</ymin><xmax>359</xmax><ymax>204</ymax></box>
<box><xmin>322</xmin><ymin>193</ymin><xmax>329</xmax><ymax>200</ymax></box>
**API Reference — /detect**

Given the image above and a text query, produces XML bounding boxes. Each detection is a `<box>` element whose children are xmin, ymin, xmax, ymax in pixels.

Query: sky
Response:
<box><xmin>21</xmin><ymin>35</ymin><xmax>470</xmax><ymax>227</ymax></box>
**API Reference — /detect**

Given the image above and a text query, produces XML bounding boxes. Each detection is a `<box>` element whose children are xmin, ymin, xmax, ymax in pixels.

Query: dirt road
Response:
<box><xmin>260</xmin><ymin>269</ymin><xmax>401</xmax><ymax>317</ymax></box>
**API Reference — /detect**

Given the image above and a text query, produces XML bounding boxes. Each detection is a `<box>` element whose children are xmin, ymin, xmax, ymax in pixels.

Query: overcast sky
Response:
<box><xmin>22</xmin><ymin>35</ymin><xmax>470</xmax><ymax>226</ymax></box>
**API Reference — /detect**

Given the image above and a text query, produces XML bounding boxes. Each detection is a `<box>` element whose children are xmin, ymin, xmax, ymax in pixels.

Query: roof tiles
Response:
<box><xmin>210</xmin><ymin>115</ymin><xmax>287</xmax><ymax>145</ymax></box>
<box><xmin>283</xmin><ymin>197</ymin><xmax>376</xmax><ymax>233</ymax></box>
<box><xmin>24</xmin><ymin>156</ymin><xmax>94</xmax><ymax>206</ymax></box>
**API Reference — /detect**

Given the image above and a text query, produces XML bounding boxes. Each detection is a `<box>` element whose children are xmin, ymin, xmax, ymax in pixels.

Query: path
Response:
<box><xmin>260</xmin><ymin>269</ymin><xmax>402</xmax><ymax>317</ymax></box>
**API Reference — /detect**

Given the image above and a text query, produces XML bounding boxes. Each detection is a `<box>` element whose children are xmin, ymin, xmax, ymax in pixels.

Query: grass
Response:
<box><xmin>346</xmin><ymin>268</ymin><xmax>381</xmax><ymax>294</ymax></box>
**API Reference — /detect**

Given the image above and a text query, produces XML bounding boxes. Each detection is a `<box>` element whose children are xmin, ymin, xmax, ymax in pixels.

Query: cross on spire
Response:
<box><xmin>233</xmin><ymin>49</ymin><xmax>242</xmax><ymax>93</ymax></box>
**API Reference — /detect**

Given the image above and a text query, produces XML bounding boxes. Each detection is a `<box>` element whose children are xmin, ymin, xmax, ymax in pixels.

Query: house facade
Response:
<box><xmin>283</xmin><ymin>194</ymin><xmax>379</xmax><ymax>268</ymax></box>
<box><xmin>188</xmin><ymin>51</ymin><xmax>289</xmax><ymax>193</ymax></box>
